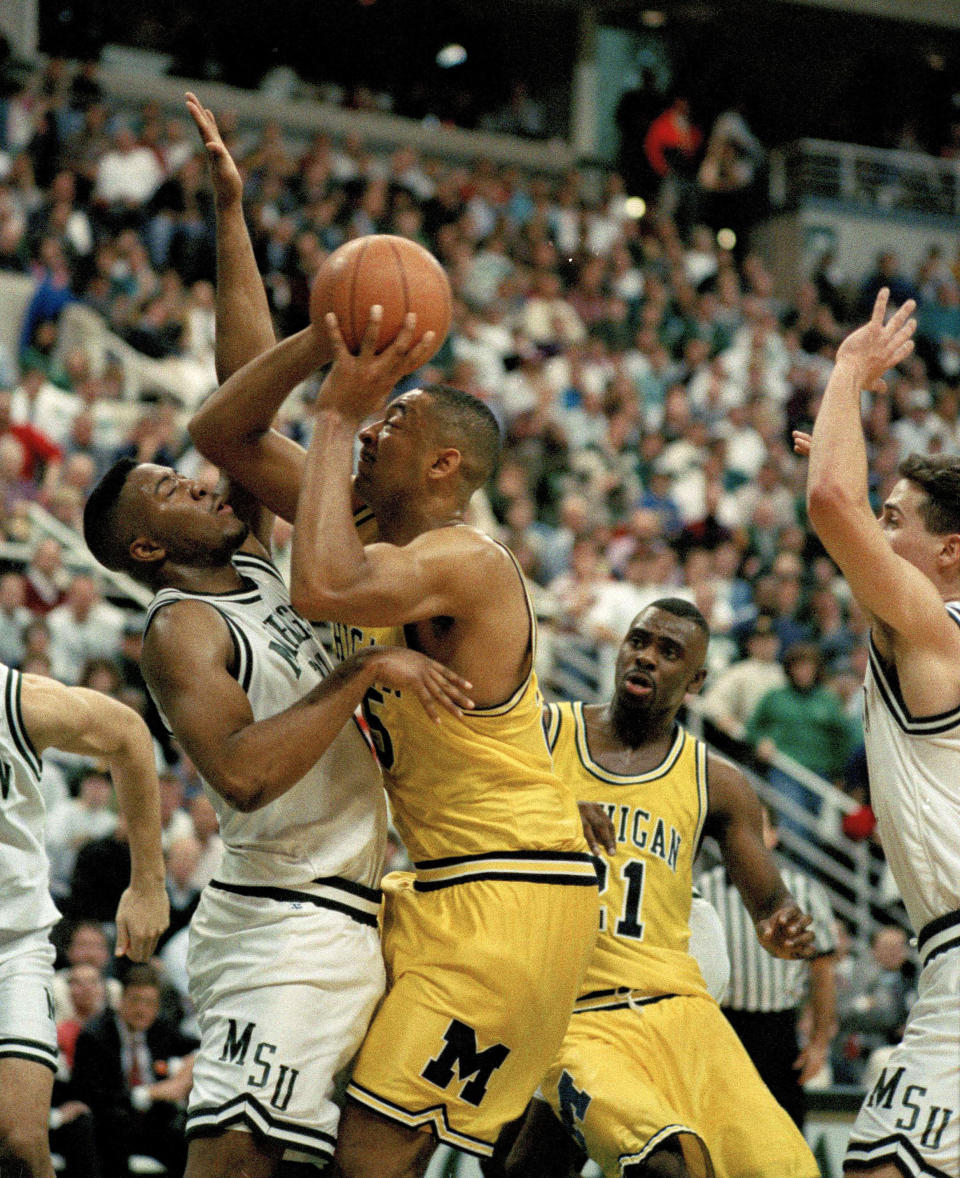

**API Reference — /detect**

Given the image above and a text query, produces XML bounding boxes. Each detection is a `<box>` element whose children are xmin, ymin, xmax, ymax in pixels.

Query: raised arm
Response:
<box><xmin>189</xmin><ymin>326</ymin><xmax>326</xmax><ymax>525</ymax></box>
<box><xmin>703</xmin><ymin>754</ymin><xmax>814</xmax><ymax>960</ymax></box>
<box><xmin>289</xmin><ymin>307</ymin><xmax>480</xmax><ymax>625</ymax></box>
<box><xmin>805</xmin><ymin>288</ymin><xmax>947</xmax><ymax>644</ymax></box>
<box><xmin>141</xmin><ymin>601</ymin><xmax>472</xmax><ymax>813</ymax></box>
<box><xmin>186</xmin><ymin>91</ymin><xmax>320</xmax><ymax>534</ymax></box>
<box><xmin>185</xmin><ymin>93</ymin><xmax>274</xmax><ymax>382</ymax></box>
<box><xmin>20</xmin><ymin>675</ymin><xmax>169</xmax><ymax>961</ymax></box>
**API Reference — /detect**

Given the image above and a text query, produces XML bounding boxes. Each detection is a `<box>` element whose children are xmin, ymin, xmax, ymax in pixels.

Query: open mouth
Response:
<box><xmin>623</xmin><ymin>671</ymin><xmax>654</xmax><ymax>697</ymax></box>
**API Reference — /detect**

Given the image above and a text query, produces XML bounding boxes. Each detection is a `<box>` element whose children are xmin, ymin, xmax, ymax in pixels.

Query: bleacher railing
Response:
<box><xmin>769</xmin><ymin>137</ymin><xmax>960</xmax><ymax>217</ymax></box>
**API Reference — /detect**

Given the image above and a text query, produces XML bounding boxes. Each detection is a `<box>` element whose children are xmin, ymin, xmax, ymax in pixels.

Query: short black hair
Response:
<box><xmin>898</xmin><ymin>453</ymin><xmax>960</xmax><ymax>535</ymax></box>
<box><xmin>421</xmin><ymin>383</ymin><xmax>501</xmax><ymax>493</ymax></box>
<box><xmin>646</xmin><ymin>596</ymin><xmax>710</xmax><ymax>637</ymax></box>
<box><xmin>82</xmin><ymin>458</ymin><xmax>138</xmax><ymax>575</ymax></box>
<box><xmin>122</xmin><ymin>962</ymin><xmax>161</xmax><ymax>992</ymax></box>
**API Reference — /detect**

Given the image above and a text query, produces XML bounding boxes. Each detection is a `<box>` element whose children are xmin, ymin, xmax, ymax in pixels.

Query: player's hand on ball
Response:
<box><xmin>320</xmin><ymin>306</ymin><xmax>437</xmax><ymax>421</ymax></box>
<box><xmin>756</xmin><ymin>902</ymin><xmax>815</xmax><ymax>959</ymax></box>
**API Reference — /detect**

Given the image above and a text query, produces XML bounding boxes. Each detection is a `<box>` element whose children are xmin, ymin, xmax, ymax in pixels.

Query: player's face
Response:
<box><xmin>356</xmin><ymin>391</ymin><xmax>434</xmax><ymax>500</ymax></box>
<box><xmin>126</xmin><ymin>462</ymin><xmax>248</xmax><ymax>563</ymax></box>
<box><xmin>613</xmin><ymin>607</ymin><xmax>707</xmax><ymax>719</ymax></box>
<box><xmin>879</xmin><ymin>478</ymin><xmax>945</xmax><ymax>578</ymax></box>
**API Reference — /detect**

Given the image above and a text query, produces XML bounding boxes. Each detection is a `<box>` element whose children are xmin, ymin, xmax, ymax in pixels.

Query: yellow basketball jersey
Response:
<box><xmin>545</xmin><ymin>700</ymin><xmax>711</xmax><ymax>1001</ymax></box>
<box><xmin>330</xmin><ymin>517</ymin><xmax>589</xmax><ymax>876</ymax></box>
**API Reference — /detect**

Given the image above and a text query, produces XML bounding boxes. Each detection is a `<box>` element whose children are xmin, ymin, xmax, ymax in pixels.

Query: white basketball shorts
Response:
<box><xmin>0</xmin><ymin>928</ymin><xmax>57</xmax><ymax>1071</ymax></box>
<box><xmin>185</xmin><ymin>880</ymin><xmax>385</xmax><ymax>1166</ymax></box>
<box><xmin>845</xmin><ymin>925</ymin><xmax>960</xmax><ymax>1178</ymax></box>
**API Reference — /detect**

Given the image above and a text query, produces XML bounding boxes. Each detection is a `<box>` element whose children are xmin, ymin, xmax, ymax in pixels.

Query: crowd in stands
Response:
<box><xmin>0</xmin><ymin>52</ymin><xmax>951</xmax><ymax>1168</ymax></box>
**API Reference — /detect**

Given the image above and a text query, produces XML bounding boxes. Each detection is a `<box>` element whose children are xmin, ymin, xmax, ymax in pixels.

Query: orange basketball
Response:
<box><xmin>310</xmin><ymin>234</ymin><xmax>452</xmax><ymax>361</ymax></box>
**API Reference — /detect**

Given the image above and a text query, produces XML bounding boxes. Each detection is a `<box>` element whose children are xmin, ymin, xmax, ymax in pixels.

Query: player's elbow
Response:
<box><xmin>806</xmin><ymin>477</ymin><xmax>853</xmax><ymax>530</ymax></box>
<box><xmin>214</xmin><ymin>771</ymin><xmax>267</xmax><ymax>813</ymax></box>
<box><xmin>187</xmin><ymin>408</ymin><xmax>225</xmax><ymax>461</ymax></box>
<box><xmin>289</xmin><ymin>570</ymin><xmax>345</xmax><ymax>622</ymax></box>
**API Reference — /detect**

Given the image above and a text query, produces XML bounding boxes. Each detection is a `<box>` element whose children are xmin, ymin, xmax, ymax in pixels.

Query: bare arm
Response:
<box><xmin>20</xmin><ymin>675</ymin><xmax>168</xmax><ymax>961</ymax></box>
<box><xmin>189</xmin><ymin>327</ymin><xmax>324</xmax><ymax>525</ymax></box>
<box><xmin>703</xmin><ymin>753</ymin><xmax>814</xmax><ymax>959</ymax></box>
<box><xmin>141</xmin><ymin>600</ymin><xmax>472</xmax><ymax>812</ymax></box>
<box><xmin>290</xmin><ymin>309</ymin><xmax>481</xmax><ymax>624</ymax></box>
<box><xmin>795</xmin><ymin>953</ymin><xmax>837</xmax><ymax>1084</ymax></box>
<box><xmin>185</xmin><ymin>93</ymin><xmax>274</xmax><ymax>384</ymax></box>
<box><xmin>806</xmin><ymin>289</ymin><xmax>942</xmax><ymax>641</ymax></box>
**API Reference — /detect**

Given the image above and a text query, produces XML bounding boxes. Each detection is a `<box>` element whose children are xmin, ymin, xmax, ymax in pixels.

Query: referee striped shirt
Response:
<box><xmin>697</xmin><ymin>862</ymin><xmax>836</xmax><ymax>1011</ymax></box>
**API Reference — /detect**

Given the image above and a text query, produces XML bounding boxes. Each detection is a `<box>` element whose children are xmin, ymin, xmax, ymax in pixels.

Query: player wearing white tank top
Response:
<box><xmin>81</xmin><ymin>95</ymin><xmax>472</xmax><ymax>1178</ymax></box>
<box><xmin>799</xmin><ymin>289</ymin><xmax>960</xmax><ymax>1178</ymax></box>
<box><xmin>0</xmin><ymin>668</ymin><xmax>168</xmax><ymax>1178</ymax></box>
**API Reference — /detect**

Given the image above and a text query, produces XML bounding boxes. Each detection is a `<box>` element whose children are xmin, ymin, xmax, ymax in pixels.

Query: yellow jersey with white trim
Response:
<box><xmin>544</xmin><ymin>700</ymin><xmax>711</xmax><ymax>1003</ymax></box>
<box><xmin>331</xmin><ymin>522</ymin><xmax>590</xmax><ymax>883</ymax></box>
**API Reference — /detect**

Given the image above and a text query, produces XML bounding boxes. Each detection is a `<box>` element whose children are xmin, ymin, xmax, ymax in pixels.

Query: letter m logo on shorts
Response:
<box><xmin>421</xmin><ymin>1019</ymin><xmax>510</xmax><ymax>1107</ymax></box>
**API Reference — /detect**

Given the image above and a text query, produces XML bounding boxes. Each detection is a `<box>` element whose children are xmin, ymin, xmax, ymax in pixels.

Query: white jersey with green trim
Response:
<box><xmin>144</xmin><ymin>552</ymin><xmax>387</xmax><ymax>892</ymax></box>
<box><xmin>0</xmin><ymin>663</ymin><xmax>60</xmax><ymax>942</ymax></box>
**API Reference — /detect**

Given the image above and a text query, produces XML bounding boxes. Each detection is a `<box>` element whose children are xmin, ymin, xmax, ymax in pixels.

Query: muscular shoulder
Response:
<box><xmin>141</xmin><ymin>599</ymin><xmax>234</xmax><ymax>688</ymax></box>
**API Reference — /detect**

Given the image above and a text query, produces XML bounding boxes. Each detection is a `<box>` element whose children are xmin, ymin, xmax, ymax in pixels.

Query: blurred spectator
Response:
<box><xmin>71</xmin><ymin>963</ymin><xmax>197</xmax><ymax>1178</ymax></box>
<box><xmin>52</xmin><ymin>920</ymin><xmax>122</xmax><ymax>1023</ymax></box>
<box><xmin>0</xmin><ymin>569</ymin><xmax>30</xmax><ymax>664</ymax></box>
<box><xmin>56</xmin><ymin>961</ymin><xmax>107</xmax><ymax>1072</ymax></box>
<box><xmin>47</xmin><ymin>573</ymin><xmax>126</xmax><ymax>684</ymax></box>
<box><xmin>701</xmin><ymin>613</ymin><xmax>786</xmax><ymax>742</ymax></box>
<box><xmin>22</xmin><ymin>537</ymin><xmax>70</xmax><ymax>614</ymax></box>
<box><xmin>46</xmin><ymin>768</ymin><xmax>117</xmax><ymax>898</ymax></box>
<box><xmin>67</xmin><ymin>813</ymin><xmax>131</xmax><ymax>922</ymax></box>
<box><xmin>158</xmin><ymin>773</ymin><xmax>196</xmax><ymax>852</ymax></box>
<box><xmin>643</xmin><ymin>96</ymin><xmax>703</xmax><ymax>232</ymax></box>
<box><xmin>746</xmin><ymin>641</ymin><xmax>855</xmax><ymax>822</ymax></box>
<box><xmin>856</xmin><ymin>250</ymin><xmax>919</xmax><ymax>321</ymax></box>
<box><xmin>832</xmin><ymin>925</ymin><xmax>912</xmax><ymax>1085</ymax></box>
<box><xmin>185</xmin><ymin>791</ymin><xmax>222</xmax><ymax>889</ymax></box>
<box><xmin>0</xmin><ymin>386</ymin><xmax>63</xmax><ymax>496</ymax></box>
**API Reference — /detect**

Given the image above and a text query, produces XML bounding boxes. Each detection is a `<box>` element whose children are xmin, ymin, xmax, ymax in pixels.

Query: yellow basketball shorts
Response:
<box><xmin>346</xmin><ymin>862</ymin><xmax>599</xmax><ymax>1157</ymax></box>
<box><xmin>541</xmin><ymin>994</ymin><xmax>819</xmax><ymax>1178</ymax></box>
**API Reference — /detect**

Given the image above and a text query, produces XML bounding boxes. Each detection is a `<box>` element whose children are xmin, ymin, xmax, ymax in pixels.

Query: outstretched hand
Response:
<box><xmin>369</xmin><ymin>647</ymin><xmax>474</xmax><ymax>724</ymax></box>
<box><xmin>756</xmin><ymin>901</ymin><xmax>815</xmax><ymax>960</ymax></box>
<box><xmin>318</xmin><ymin>307</ymin><xmax>437</xmax><ymax>422</ymax></box>
<box><xmin>185</xmin><ymin>91</ymin><xmax>243</xmax><ymax>208</ymax></box>
<box><xmin>835</xmin><ymin>287</ymin><xmax>917</xmax><ymax>394</ymax></box>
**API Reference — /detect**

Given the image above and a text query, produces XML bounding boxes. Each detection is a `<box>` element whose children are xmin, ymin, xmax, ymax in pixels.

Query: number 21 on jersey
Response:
<box><xmin>594</xmin><ymin>856</ymin><xmax>646</xmax><ymax>940</ymax></box>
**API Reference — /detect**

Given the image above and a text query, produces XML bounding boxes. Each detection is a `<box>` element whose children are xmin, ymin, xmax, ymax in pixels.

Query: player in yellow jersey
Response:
<box><xmin>502</xmin><ymin>599</ymin><xmax>822</xmax><ymax>1178</ymax></box>
<box><xmin>188</xmin><ymin>312</ymin><xmax>600</xmax><ymax>1176</ymax></box>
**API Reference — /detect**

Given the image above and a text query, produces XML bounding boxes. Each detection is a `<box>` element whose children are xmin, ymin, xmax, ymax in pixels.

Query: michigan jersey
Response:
<box><xmin>0</xmin><ymin>664</ymin><xmax>60</xmax><ymax>943</ymax></box>
<box><xmin>330</xmin><ymin>536</ymin><xmax>587</xmax><ymax>874</ymax></box>
<box><xmin>862</xmin><ymin>604</ymin><xmax>960</xmax><ymax>937</ymax></box>
<box><xmin>145</xmin><ymin>551</ymin><xmax>386</xmax><ymax>894</ymax></box>
<box><xmin>544</xmin><ymin>700</ymin><xmax>711</xmax><ymax>1001</ymax></box>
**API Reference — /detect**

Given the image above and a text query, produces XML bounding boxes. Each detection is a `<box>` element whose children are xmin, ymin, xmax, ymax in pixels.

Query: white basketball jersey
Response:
<box><xmin>862</xmin><ymin>603</ymin><xmax>960</xmax><ymax>935</ymax></box>
<box><xmin>145</xmin><ymin>552</ymin><xmax>386</xmax><ymax>891</ymax></box>
<box><xmin>0</xmin><ymin>664</ymin><xmax>60</xmax><ymax>942</ymax></box>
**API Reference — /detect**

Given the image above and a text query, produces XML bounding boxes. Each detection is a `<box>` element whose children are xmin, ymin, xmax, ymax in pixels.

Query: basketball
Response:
<box><xmin>310</xmin><ymin>234</ymin><xmax>452</xmax><ymax>361</ymax></box>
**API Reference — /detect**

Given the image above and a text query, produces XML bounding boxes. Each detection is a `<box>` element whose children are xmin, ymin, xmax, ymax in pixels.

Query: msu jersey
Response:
<box><xmin>544</xmin><ymin>700</ymin><xmax>711</xmax><ymax>1001</ymax></box>
<box><xmin>145</xmin><ymin>551</ymin><xmax>386</xmax><ymax>892</ymax></box>
<box><xmin>0</xmin><ymin>664</ymin><xmax>60</xmax><ymax>943</ymax></box>
<box><xmin>862</xmin><ymin>603</ymin><xmax>960</xmax><ymax>937</ymax></box>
